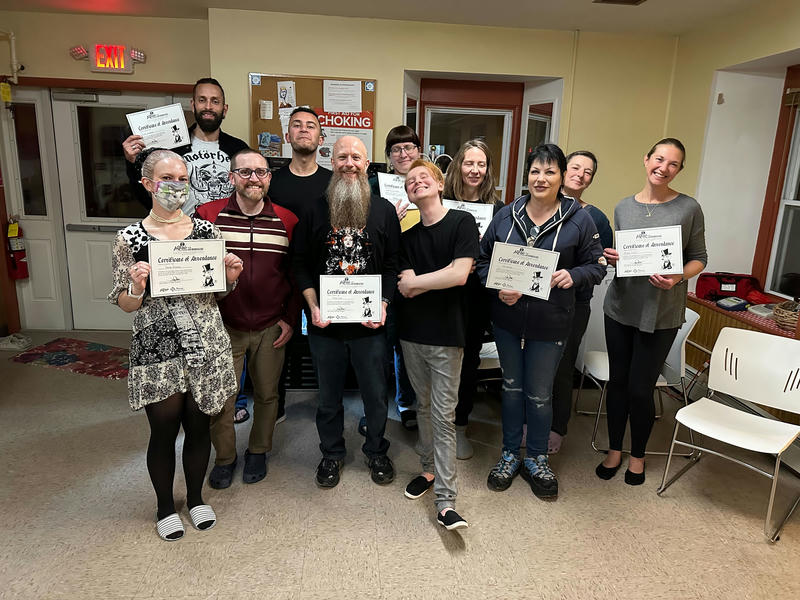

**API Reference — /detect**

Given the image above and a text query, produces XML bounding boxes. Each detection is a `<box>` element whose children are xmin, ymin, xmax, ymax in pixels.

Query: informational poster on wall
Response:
<box><xmin>249</xmin><ymin>74</ymin><xmax>377</xmax><ymax>164</ymax></box>
<box><xmin>314</xmin><ymin>109</ymin><xmax>374</xmax><ymax>170</ymax></box>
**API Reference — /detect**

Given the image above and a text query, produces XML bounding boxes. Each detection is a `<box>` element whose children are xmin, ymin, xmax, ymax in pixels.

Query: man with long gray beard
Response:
<box><xmin>292</xmin><ymin>136</ymin><xmax>400</xmax><ymax>488</ymax></box>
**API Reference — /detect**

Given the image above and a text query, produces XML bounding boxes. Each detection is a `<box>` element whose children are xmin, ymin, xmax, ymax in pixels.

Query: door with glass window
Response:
<box><xmin>423</xmin><ymin>107</ymin><xmax>513</xmax><ymax>200</ymax></box>
<box><xmin>52</xmin><ymin>91</ymin><xmax>189</xmax><ymax>329</ymax></box>
<box><xmin>0</xmin><ymin>88</ymin><xmax>71</xmax><ymax>329</ymax></box>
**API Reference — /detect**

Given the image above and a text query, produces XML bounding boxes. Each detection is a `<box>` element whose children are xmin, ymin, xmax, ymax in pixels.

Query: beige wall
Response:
<box><xmin>667</xmin><ymin>0</ymin><xmax>800</xmax><ymax>194</ymax></box>
<box><xmin>209</xmin><ymin>9</ymin><xmax>675</xmax><ymax>216</ymax></box>
<box><xmin>0</xmin><ymin>10</ymin><xmax>209</xmax><ymax>84</ymax></box>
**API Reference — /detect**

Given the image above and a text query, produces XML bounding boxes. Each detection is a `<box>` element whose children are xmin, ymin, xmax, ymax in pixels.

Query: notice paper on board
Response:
<box><xmin>323</xmin><ymin>80</ymin><xmax>362</xmax><ymax>113</ymax></box>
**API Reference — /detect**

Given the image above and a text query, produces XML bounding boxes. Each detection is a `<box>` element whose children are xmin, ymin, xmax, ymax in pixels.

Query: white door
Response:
<box><xmin>0</xmin><ymin>88</ymin><xmax>71</xmax><ymax>329</ymax></box>
<box><xmin>52</xmin><ymin>91</ymin><xmax>184</xmax><ymax>330</ymax></box>
<box><xmin>423</xmin><ymin>106</ymin><xmax>513</xmax><ymax>200</ymax></box>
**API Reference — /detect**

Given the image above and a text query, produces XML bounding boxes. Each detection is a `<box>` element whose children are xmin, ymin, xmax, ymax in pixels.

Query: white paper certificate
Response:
<box><xmin>443</xmin><ymin>199</ymin><xmax>494</xmax><ymax>239</ymax></box>
<box><xmin>378</xmin><ymin>172</ymin><xmax>416</xmax><ymax>211</ymax></box>
<box><xmin>486</xmin><ymin>242</ymin><xmax>560</xmax><ymax>301</ymax></box>
<box><xmin>320</xmin><ymin>275</ymin><xmax>382</xmax><ymax>323</ymax></box>
<box><xmin>126</xmin><ymin>103</ymin><xmax>190</xmax><ymax>150</ymax></box>
<box><xmin>616</xmin><ymin>225</ymin><xmax>683</xmax><ymax>278</ymax></box>
<box><xmin>148</xmin><ymin>239</ymin><xmax>226</xmax><ymax>297</ymax></box>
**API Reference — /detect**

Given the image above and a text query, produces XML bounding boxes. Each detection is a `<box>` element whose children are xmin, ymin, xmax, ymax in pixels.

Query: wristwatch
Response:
<box><xmin>127</xmin><ymin>282</ymin><xmax>145</xmax><ymax>299</ymax></box>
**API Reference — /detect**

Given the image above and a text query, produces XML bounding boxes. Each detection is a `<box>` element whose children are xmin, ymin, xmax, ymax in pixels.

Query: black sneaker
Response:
<box><xmin>437</xmin><ymin>509</ymin><xmax>468</xmax><ymax>530</ymax></box>
<box><xmin>275</xmin><ymin>405</ymin><xmax>286</xmax><ymax>425</ymax></box>
<box><xmin>521</xmin><ymin>455</ymin><xmax>558</xmax><ymax>499</ymax></box>
<box><xmin>487</xmin><ymin>450</ymin><xmax>521</xmax><ymax>492</ymax></box>
<box><xmin>400</xmin><ymin>410</ymin><xmax>418</xmax><ymax>431</ymax></box>
<box><xmin>357</xmin><ymin>416</ymin><xmax>367</xmax><ymax>436</ymax></box>
<box><xmin>242</xmin><ymin>449</ymin><xmax>267</xmax><ymax>484</ymax></box>
<box><xmin>404</xmin><ymin>475</ymin><xmax>434</xmax><ymax>499</ymax></box>
<box><xmin>208</xmin><ymin>454</ymin><xmax>237</xmax><ymax>489</ymax></box>
<box><xmin>366</xmin><ymin>455</ymin><xmax>395</xmax><ymax>485</ymax></box>
<box><xmin>315</xmin><ymin>458</ymin><xmax>343</xmax><ymax>488</ymax></box>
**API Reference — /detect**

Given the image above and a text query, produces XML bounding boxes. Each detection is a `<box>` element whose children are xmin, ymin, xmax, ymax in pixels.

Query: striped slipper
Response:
<box><xmin>155</xmin><ymin>513</ymin><xmax>185</xmax><ymax>541</ymax></box>
<box><xmin>189</xmin><ymin>504</ymin><xmax>217</xmax><ymax>531</ymax></box>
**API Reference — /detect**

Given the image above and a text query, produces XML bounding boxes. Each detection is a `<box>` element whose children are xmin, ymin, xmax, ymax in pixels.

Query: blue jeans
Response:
<box><xmin>308</xmin><ymin>331</ymin><xmax>390</xmax><ymax>460</ymax></box>
<box><xmin>235</xmin><ymin>357</ymin><xmax>248</xmax><ymax>411</ymax></box>
<box><xmin>385</xmin><ymin>304</ymin><xmax>416</xmax><ymax>412</ymax></box>
<box><xmin>493</xmin><ymin>325</ymin><xmax>565</xmax><ymax>457</ymax></box>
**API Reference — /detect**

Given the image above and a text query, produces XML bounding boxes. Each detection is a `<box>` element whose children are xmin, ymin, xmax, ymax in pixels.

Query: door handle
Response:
<box><xmin>66</xmin><ymin>224</ymin><xmax>122</xmax><ymax>233</ymax></box>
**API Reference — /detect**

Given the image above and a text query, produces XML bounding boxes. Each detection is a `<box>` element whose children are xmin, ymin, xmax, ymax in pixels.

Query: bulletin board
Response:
<box><xmin>248</xmin><ymin>73</ymin><xmax>377</xmax><ymax>169</ymax></box>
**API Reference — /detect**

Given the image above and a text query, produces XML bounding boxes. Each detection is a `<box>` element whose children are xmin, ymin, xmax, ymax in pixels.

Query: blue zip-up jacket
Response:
<box><xmin>476</xmin><ymin>194</ymin><xmax>606</xmax><ymax>342</ymax></box>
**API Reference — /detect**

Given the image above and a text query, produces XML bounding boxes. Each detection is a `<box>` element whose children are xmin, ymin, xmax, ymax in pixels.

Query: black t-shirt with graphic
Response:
<box><xmin>397</xmin><ymin>209</ymin><xmax>480</xmax><ymax>348</ymax></box>
<box><xmin>269</xmin><ymin>164</ymin><xmax>332</xmax><ymax>223</ymax></box>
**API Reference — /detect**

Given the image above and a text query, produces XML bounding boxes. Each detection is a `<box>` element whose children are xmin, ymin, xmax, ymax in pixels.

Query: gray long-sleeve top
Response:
<box><xmin>603</xmin><ymin>193</ymin><xmax>707</xmax><ymax>333</ymax></box>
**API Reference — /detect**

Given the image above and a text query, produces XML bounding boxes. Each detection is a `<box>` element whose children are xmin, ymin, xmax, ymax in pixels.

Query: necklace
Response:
<box><xmin>149</xmin><ymin>210</ymin><xmax>184</xmax><ymax>224</ymax></box>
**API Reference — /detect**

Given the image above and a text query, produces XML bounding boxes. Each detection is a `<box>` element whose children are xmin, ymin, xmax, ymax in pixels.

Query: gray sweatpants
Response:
<box><xmin>400</xmin><ymin>340</ymin><xmax>463</xmax><ymax>511</ymax></box>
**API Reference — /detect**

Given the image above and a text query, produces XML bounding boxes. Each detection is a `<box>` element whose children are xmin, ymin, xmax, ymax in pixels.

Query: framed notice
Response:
<box><xmin>616</xmin><ymin>225</ymin><xmax>683</xmax><ymax>278</ymax></box>
<box><xmin>486</xmin><ymin>242</ymin><xmax>560</xmax><ymax>301</ymax></box>
<box><xmin>148</xmin><ymin>239</ymin><xmax>226</xmax><ymax>297</ymax></box>
<box><xmin>319</xmin><ymin>275</ymin><xmax>382</xmax><ymax>323</ymax></box>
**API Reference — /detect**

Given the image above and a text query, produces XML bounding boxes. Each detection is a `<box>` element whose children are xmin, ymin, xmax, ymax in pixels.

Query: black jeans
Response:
<box><xmin>551</xmin><ymin>301</ymin><xmax>591</xmax><ymax>436</ymax></box>
<box><xmin>308</xmin><ymin>331</ymin><xmax>390</xmax><ymax>460</ymax></box>
<box><xmin>604</xmin><ymin>315</ymin><xmax>678</xmax><ymax>458</ymax></box>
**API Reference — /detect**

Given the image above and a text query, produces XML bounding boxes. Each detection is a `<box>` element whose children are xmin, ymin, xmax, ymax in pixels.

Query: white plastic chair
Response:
<box><xmin>657</xmin><ymin>327</ymin><xmax>800</xmax><ymax>542</ymax></box>
<box><xmin>581</xmin><ymin>308</ymin><xmax>700</xmax><ymax>455</ymax></box>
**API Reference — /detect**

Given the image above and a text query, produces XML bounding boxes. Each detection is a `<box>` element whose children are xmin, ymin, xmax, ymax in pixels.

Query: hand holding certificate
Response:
<box><xmin>485</xmin><ymin>242</ymin><xmax>560</xmax><ymax>301</ymax></box>
<box><xmin>148</xmin><ymin>239</ymin><xmax>226</xmax><ymax>297</ymax></box>
<box><xmin>320</xmin><ymin>275</ymin><xmax>382</xmax><ymax>323</ymax></box>
<box><xmin>126</xmin><ymin>103</ymin><xmax>190</xmax><ymax>151</ymax></box>
<box><xmin>615</xmin><ymin>225</ymin><xmax>683</xmax><ymax>278</ymax></box>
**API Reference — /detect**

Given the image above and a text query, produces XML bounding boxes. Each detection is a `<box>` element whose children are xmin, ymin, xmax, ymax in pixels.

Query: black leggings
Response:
<box><xmin>604</xmin><ymin>315</ymin><xmax>678</xmax><ymax>458</ymax></box>
<box><xmin>144</xmin><ymin>392</ymin><xmax>211</xmax><ymax>520</ymax></box>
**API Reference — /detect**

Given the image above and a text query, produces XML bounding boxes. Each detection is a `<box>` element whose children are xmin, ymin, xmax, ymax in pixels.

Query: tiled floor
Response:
<box><xmin>2</xmin><ymin>330</ymin><xmax>800</xmax><ymax>599</ymax></box>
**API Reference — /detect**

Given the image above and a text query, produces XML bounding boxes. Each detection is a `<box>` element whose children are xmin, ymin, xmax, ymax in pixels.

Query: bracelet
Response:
<box><xmin>127</xmin><ymin>282</ymin><xmax>145</xmax><ymax>300</ymax></box>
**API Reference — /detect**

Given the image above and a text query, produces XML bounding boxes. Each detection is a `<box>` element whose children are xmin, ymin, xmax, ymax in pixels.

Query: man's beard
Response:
<box><xmin>290</xmin><ymin>139</ymin><xmax>318</xmax><ymax>156</ymax></box>
<box><xmin>194</xmin><ymin>109</ymin><xmax>224</xmax><ymax>133</ymax></box>
<box><xmin>328</xmin><ymin>171</ymin><xmax>371</xmax><ymax>230</ymax></box>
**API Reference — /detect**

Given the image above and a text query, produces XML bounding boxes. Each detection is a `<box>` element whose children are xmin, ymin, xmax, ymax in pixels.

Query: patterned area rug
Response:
<box><xmin>12</xmin><ymin>337</ymin><xmax>129</xmax><ymax>379</ymax></box>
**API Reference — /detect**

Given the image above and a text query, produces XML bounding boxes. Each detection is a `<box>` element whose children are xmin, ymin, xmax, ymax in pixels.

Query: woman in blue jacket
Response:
<box><xmin>477</xmin><ymin>144</ymin><xmax>605</xmax><ymax>499</ymax></box>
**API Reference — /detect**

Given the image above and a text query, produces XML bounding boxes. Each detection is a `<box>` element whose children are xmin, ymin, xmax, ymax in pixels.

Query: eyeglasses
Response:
<box><xmin>390</xmin><ymin>144</ymin><xmax>418</xmax><ymax>156</ymax></box>
<box><xmin>231</xmin><ymin>167</ymin><xmax>270</xmax><ymax>179</ymax></box>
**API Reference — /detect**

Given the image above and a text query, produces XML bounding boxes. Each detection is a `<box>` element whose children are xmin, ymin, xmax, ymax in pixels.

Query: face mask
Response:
<box><xmin>152</xmin><ymin>181</ymin><xmax>189</xmax><ymax>211</ymax></box>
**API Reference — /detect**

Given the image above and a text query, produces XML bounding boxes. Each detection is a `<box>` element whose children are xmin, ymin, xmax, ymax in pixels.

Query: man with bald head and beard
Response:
<box><xmin>293</xmin><ymin>136</ymin><xmax>401</xmax><ymax>488</ymax></box>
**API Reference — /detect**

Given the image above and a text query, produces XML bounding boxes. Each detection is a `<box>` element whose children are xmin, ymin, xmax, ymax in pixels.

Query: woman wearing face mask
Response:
<box><xmin>442</xmin><ymin>139</ymin><xmax>504</xmax><ymax>459</ymax></box>
<box><xmin>597</xmin><ymin>138</ymin><xmax>706</xmax><ymax>486</ymax></box>
<box><xmin>476</xmin><ymin>144</ymin><xmax>605</xmax><ymax>499</ymax></box>
<box><xmin>108</xmin><ymin>149</ymin><xmax>243</xmax><ymax>541</ymax></box>
<box><xmin>548</xmin><ymin>151</ymin><xmax>612</xmax><ymax>455</ymax></box>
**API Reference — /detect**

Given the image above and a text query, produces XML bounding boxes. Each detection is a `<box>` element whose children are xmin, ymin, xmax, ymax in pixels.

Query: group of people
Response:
<box><xmin>109</xmin><ymin>77</ymin><xmax>707</xmax><ymax>541</ymax></box>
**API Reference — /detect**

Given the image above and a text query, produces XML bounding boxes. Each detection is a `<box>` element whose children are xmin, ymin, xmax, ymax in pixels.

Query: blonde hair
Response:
<box><xmin>141</xmin><ymin>149</ymin><xmax>185</xmax><ymax>179</ymax></box>
<box><xmin>443</xmin><ymin>139</ymin><xmax>497</xmax><ymax>204</ymax></box>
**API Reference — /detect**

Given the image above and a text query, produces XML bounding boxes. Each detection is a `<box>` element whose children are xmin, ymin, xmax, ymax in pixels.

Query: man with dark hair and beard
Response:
<box><xmin>268</xmin><ymin>107</ymin><xmax>332</xmax><ymax>425</ymax></box>
<box><xmin>123</xmin><ymin>77</ymin><xmax>249</xmax><ymax>214</ymax></box>
<box><xmin>293</xmin><ymin>136</ymin><xmax>401</xmax><ymax>489</ymax></box>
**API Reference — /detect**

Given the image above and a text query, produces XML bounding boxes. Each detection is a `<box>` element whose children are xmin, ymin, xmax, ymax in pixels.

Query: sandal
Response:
<box><xmin>234</xmin><ymin>407</ymin><xmax>250</xmax><ymax>424</ymax></box>
<box><xmin>189</xmin><ymin>504</ymin><xmax>217</xmax><ymax>531</ymax></box>
<box><xmin>156</xmin><ymin>513</ymin><xmax>185</xmax><ymax>541</ymax></box>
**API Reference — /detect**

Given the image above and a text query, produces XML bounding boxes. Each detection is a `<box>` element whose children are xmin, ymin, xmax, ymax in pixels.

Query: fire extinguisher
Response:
<box><xmin>6</xmin><ymin>217</ymin><xmax>29</xmax><ymax>280</ymax></box>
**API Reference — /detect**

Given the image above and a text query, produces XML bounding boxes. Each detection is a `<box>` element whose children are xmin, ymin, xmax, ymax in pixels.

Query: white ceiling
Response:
<box><xmin>0</xmin><ymin>0</ymin><xmax>759</xmax><ymax>35</ymax></box>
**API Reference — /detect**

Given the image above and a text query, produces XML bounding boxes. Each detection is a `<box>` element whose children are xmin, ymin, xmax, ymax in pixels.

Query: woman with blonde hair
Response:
<box><xmin>442</xmin><ymin>139</ymin><xmax>504</xmax><ymax>459</ymax></box>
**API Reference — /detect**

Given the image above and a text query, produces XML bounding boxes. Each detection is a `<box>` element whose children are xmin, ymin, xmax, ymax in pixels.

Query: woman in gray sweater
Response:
<box><xmin>596</xmin><ymin>138</ymin><xmax>707</xmax><ymax>486</ymax></box>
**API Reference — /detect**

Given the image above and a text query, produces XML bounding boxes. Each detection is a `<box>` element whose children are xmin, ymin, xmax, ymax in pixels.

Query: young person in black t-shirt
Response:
<box><xmin>397</xmin><ymin>160</ymin><xmax>479</xmax><ymax>531</ymax></box>
<box><xmin>268</xmin><ymin>107</ymin><xmax>332</xmax><ymax>423</ymax></box>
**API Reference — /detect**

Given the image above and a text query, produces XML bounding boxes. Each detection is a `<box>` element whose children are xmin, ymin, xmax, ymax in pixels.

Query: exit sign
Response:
<box><xmin>89</xmin><ymin>44</ymin><xmax>133</xmax><ymax>74</ymax></box>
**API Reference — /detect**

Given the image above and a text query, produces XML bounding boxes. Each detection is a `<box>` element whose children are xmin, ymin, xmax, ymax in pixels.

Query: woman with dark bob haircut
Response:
<box><xmin>597</xmin><ymin>138</ymin><xmax>706</xmax><ymax>486</ymax></box>
<box><xmin>476</xmin><ymin>144</ymin><xmax>606</xmax><ymax>499</ymax></box>
<box><xmin>442</xmin><ymin>139</ymin><xmax>504</xmax><ymax>459</ymax></box>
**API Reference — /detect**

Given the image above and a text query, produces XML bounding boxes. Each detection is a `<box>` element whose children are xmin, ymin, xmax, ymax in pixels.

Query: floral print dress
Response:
<box><xmin>108</xmin><ymin>218</ymin><xmax>237</xmax><ymax>415</ymax></box>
